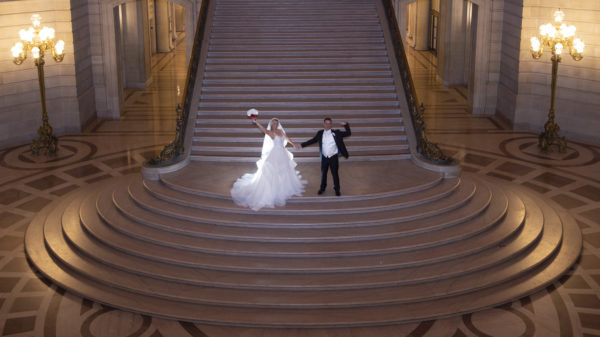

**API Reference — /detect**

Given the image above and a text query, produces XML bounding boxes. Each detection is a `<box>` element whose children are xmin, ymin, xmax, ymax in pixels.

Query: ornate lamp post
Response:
<box><xmin>530</xmin><ymin>9</ymin><xmax>584</xmax><ymax>153</ymax></box>
<box><xmin>11</xmin><ymin>14</ymin><xmax>65</xmax><ymax>155</ymax></box>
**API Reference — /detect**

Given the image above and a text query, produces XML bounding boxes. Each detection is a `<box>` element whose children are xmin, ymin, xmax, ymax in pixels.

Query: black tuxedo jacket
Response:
<box><xmin>301</xmin><ymin>123</ymin><xmax>351</xmax><ymax>158</ymax></box>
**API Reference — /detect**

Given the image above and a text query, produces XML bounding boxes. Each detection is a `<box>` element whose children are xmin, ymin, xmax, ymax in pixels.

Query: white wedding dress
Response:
<box><xmin>231</xmin><ymin>134</ymin><xmax>305</xmax><ymax>211</ymax></box>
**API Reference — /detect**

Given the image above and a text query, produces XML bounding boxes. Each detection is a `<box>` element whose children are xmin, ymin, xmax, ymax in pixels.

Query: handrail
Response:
<box><xmin>381</xmin><ymin>0</ymin><xmax>455</xmax><ymax>165</ymax></box>
<box><xmin>145</xmin><ymin>0</ymin><xmax>210</xmax><ymax>166</ymax></box>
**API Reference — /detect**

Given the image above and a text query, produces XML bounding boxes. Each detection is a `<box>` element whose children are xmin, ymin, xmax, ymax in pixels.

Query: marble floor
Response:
<box><xmin>0</xmin><ymin>36</ymin><xmax>599</xmax><ymax>336</ymax></box>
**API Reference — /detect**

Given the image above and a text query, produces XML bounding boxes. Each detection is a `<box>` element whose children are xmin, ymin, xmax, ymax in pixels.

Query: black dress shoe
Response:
<box><xmin>318</xmin><ymin>189</ymin><xmax>325</xmax><ymax>195</ymax></box>
<box><xmin>335</xmin><ymin>190</ymin><xmax>341</xmax><ymax>196</ymax></box>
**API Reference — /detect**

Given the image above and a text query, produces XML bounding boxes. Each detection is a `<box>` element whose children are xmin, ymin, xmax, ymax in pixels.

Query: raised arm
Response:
<box><xmin>339</xmin><ymin>122</ymin><xmax>351</xmax><ymax>137</ymax></box>
<box><xmin>253</xmin><ymin>118</ymin><xmax>272</xmax><ymax>137</ymax></box>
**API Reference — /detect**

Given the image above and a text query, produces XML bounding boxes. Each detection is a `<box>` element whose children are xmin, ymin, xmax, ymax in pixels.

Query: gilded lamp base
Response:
<box><xmin>538</xmin><ymin>115</ymin><xmax>566</xmax><ymax>153</ymax></box>
<box><xmin>31</xmin><ymin>122</ymin><xmax>58</xmax><ymax>155</ymax></box>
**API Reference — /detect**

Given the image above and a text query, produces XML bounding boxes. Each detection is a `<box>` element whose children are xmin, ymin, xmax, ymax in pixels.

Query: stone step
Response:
<box><xmin>48</xmin><ymin>206</ymin><xmax>557</xmax><ymax>309</ymax></box>
<box><xmin>209</xmin><ymin>32</ymin><xmax>384</xmax><ymax>39</ymax></box>
<box><xmin>192</xmin><ymin>136</ymin><xmax>407</xmax><ymax>144</ymax></box>
<box><xmin>207</xmin><ymin>50</ymin><xmax>389</xmax><ymax>58</ymax></box>
<box><xmin>209</xmin><ymin>38</ymin><xmax>385</xmax><ymax>45</ymax></box>
<box><xmin>143</xmin><ymin>175</ymin><xmax>461</xmax><ymax>214</ymax></box>
<box><xmin>203</xmin><ymin>70</ymin><xmax>393</xmax><ymax>78</ymax></box>
<box><xmin>190</xmin><ymin>150</ymin><xmax>410</xmax><ymax>160</ymax></box>
<box><xmin>194</xmin><ymin>125</ymin><xmax>403</xmax><ymax>134</ymax></box>
<box><xmin>208</xmin><ymin>45</ymin><xmax>387</xmax><ymax>53</ymax></box>
<box><xmin>196</xmin><ymin>109</ymin><xmax>402</xmax><ymax>116</ymax></box>
<box><xmin>200</xmin><ymin>85</ymin><xmax>396</xmax><ymax>92</ymax></box>
<box><xmin>192</xmin><ymin>138</ymin><xmax>406</xmax><ymax>145</ymax></box>
<box><xmin>91</xmin><ymin>191</ymin><xmax>512</xmax><ymax>291</ymax></box>
<box><xmin>196</xmin><ymin>112</ymin><xmax>402</xmax><ymax>119</ymax></box>
<box><xmin>202</xmin><ymin>77</ymin><xmax>394</xmax><ymax>86</ymax></box>
<box><xmin>199</xmin><ymin>92</ymin><xmax>398</xmax><ymax>100</ymax></box>
<box><xmin>106</xmin><ymin>184</ymin><xmax>496</xmax><ymax>245</ymax></box>
<box><xmin>210</xmin><ymin>22</ymin><xmax>382</xmax><ymax>31</ymax></box>
<box><xmin>193</xmin><ymin>118</ymin><xmax>403</xmax><ymax>126</ymax></box>
<box><xmin>65</xmin><ymin>181</ymin><xmax>521</xmax><ymax>271</ymax></box>
<box><xmin>123</xmin><ymin>175</ymin><xmax>475</xmax><ymax>227</ymax></box>
<box><xmin>45</xmin><ymin>178</ymin><xmax>548</xmax><ymax>291</ymax></box>
<box><xmin>190</xmin><ymin>154</ymin><xmax>412</xmax><ymax>162</ymax></box>
<box><xmin>159</xmin><ymin>160</ymin><xmax>442</xmax><ymax>200</ymax></box>
<box><xmin>198</xmin><ymin>101</ymin><xmax>399</xmax><ymax>108</ymax></box>
<box><xmin>191</xmin><ymin>144</ymin><xmax>408</xmax><ymax>153</ymax></box>
<box><xmin>25</xmin><ymin>171</ymin><xmax>581</xmax><ymax>327</ymax></box>
<box><xmin>192</xmin><ymin>131</ymin><xmax>403</xmax><ymax>138</ymax></box>
<box><xmin>204</xmin><ymin>64</ymin><xmax>391</xmax><ymax>72</ymax></box>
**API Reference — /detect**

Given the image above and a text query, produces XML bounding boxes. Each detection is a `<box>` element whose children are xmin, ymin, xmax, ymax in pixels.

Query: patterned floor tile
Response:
<box><xmin>0</xmin><ymin>189</ymin><xmax>30</xmax><ymax>206</ymax></box>
<box><xmin>25</xmin><ymin>175</ymin><xmax>67</xmax><ymax>191</ymax></box>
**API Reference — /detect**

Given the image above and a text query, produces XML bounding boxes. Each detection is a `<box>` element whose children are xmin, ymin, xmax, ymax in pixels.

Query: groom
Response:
<box><xmin>297</xmin><ymin>117</ymin><xmax>351</xmax><ymax>196</ymax></box>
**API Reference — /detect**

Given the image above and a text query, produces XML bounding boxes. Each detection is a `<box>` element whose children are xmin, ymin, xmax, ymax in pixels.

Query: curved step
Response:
<box><xmin>63</xmin><ymin>181</ymin><xmax>529</xmax><ymax>274</ymax></box>
<box><xmin>97</xmin><ymin>180</ymin><xmax>501</xmax><ymax>254</ymax></box>
<box><xmin>141</xmin><ymin>176</ymin><xmax>461</xmax><ymax>213</ymax></box>
<box><xmin>25</xmin><ymin>177</ymin><xmax>580</xmax><ymax>326</ymax></box>
<box><xmin>125</xmin><ymin>175</ymin><xmax>476</xmax><ymax>225</ymax></box>
<box><xmin>112</xmin><ymin>178</ymin><xmax>494</xmax><ymax>243</ymax></box>
<box><xmin>43</xmin><ymin>203</ymin><xmax>560</xmax><ymax>309</ymax></box>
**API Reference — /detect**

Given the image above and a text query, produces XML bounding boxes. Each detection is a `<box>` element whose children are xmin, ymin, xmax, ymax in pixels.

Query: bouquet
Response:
<box><xmin>247</xmin><ymin>108</ymin><xmax>259</xmax><ymax>119</ymax></box>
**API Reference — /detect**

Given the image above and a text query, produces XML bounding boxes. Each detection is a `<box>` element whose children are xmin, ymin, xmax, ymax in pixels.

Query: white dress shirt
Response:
<box><xmin>322</xmin><ymin>129</ymin><xmax>338</xmax><ymax>158</ymax></box>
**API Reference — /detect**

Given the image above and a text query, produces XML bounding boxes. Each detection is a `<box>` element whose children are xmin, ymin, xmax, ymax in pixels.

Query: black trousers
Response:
<box><xmin>320</xmin><ymin>155</ymin><xmax>340</xmax><ymax>192</ymax></box>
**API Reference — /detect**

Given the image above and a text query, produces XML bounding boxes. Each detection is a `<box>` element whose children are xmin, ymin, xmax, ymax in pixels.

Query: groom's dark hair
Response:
<box><xmin>324</xmin><ymin>117</ymin><xmax>332</xmax><ymax>122</ymax></box>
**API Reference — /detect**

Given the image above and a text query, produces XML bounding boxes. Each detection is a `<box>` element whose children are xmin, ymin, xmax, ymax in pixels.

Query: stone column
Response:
<box><xmin>155</xmin><ymin>0</ymin><xmax>174</xmax><ymax>52</ymax></box>
<box><xmin>438</xmin><ymin>0</ymin><xmax>467</xmax><ymax>85</ymax></box>
<box><xmin>122</xmin><ymin>1</ymin><xmax>151</xmax><ymax>88</ymax></box>
<box><xmin>414</xmin><ymin>0</ymin><xmax>430</xmax><ymax>50</ymax></box>
<box><xmin>175</xmin><ymin>4</ymin><xmax>185</xmax><ymax>32</ymax></box>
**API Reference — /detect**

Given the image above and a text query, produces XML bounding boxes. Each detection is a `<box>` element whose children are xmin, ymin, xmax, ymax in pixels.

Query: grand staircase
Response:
<box><xmin>24</xmin><ymin>0</ymin><xmax>581</xmax><ymax>330</ymax></box>
<box><xmin>192</xmin><ymin>0</ymin><xmax>409</xmax><ymax>162</ymax></box>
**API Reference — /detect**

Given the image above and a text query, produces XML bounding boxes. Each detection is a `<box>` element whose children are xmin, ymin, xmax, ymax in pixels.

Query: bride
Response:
<box><xmin>230</xmin><ymin>116</ymin><xmax>306</xmax><ymax>211</ymax></box>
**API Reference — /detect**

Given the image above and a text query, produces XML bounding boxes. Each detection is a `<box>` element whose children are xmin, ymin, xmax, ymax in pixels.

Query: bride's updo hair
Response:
<box><xmin>268</xmin><ymin>118</ymin><xmax>280</xmax><ymax>130</ymax></box>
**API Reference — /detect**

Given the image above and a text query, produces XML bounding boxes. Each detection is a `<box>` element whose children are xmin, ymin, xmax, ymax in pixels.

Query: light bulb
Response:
<box><xmin>19</xmin><ymin>28</ymin><xmax>34</xmax><ymax>42</ymax></box>
<box><xmin>31</xmin><ymin>14</ymin><xmax>42</xmax><ymax>27</ymax></box>
<box><xmin>553</xmin><ymin>9</ymin><xmax>564</xmax><ymax>23</ymax></box>
<box><xmin>540</xmin><ymin>23</ymin><xmax>556</xmax><ymax>38</ymax></box>
<box><xmin>39</xmin><ymin>27</ymin><xmax>55</xmax><ymax>41</ymax></box>
<box><xmin>548</xmin><ymin>25</ymin><xmax>556</xmax><ymax>38</ymax></box>
<box><xmin>19</xmin><ymin>29</ymin><xmax>28</xmax><ymax>41</ymax></box>
<box><xmin>555</xmin><ymin>43</ymin><xmax>563</xmax><ymax>55</ymax></box>
<box><xmin>573</xmin><ymin>38</ymin><xmax>584</xmax><ymax>53</ymax></box>
<box><xmin>32</xmin><ymin>46</ymin><xmax>40</xmax><ymax>59</ymax></box>
<box><xmin>559</xmin><ymin>24</ymin><xmax>575</xmax><ymax>38</ymax></box>
<box><xmin>55</xmin><ymin>40</ymin><xmax>64</xmax><ymax>55</ymax></box>
<box><xmin>530</xmin><ymin>37</ymin><xmax>541</xmax><ymax>52</ymax></box>
<box><xmin>559</xmin><ymin>24</ymin><xmax>567</xmax><ymax>37</ymax></box>
<box><xmin>11</xmin><ymin>42</ymin><xmax>24</xmax><ymax>57</ymax></box>
<box><xmin>27</xmin><ymin>27</ymin><xmax>35</xmax><ymax>42</ymax></box>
